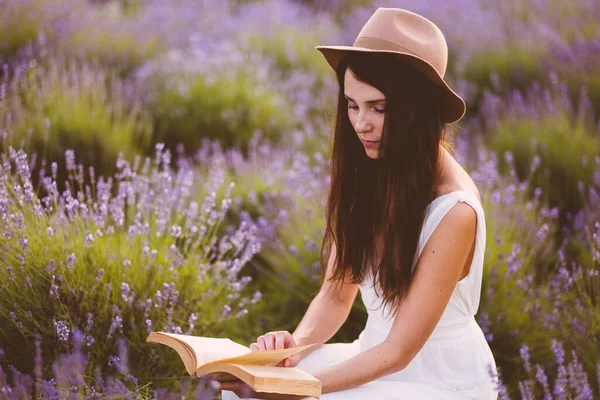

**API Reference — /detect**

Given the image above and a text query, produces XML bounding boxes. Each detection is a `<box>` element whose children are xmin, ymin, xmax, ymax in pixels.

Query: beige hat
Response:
<box><xmin>316</xmin><ymin>8</ymin><xmax>466</xmax><ymax>123</ymax></box>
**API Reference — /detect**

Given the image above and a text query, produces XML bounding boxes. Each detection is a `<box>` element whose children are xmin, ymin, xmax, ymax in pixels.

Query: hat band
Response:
<box><xmin>353</xmin><ymin>37</ymin><xmax>418</xmax><ymax>58</ymax></box>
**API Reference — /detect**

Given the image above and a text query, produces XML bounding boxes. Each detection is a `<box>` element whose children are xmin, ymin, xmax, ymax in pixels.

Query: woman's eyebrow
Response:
<box><xmin>344</xmin><ymin>94</ymin><xmax>386</xmax><ymax>104</ymax></box>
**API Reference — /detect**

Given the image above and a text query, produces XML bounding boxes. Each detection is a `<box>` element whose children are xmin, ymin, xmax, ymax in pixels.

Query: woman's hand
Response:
<box><xmin>250</xmin><ymin>330</ymin><xmax>301</xmax><ymax>368</ymax></box>
<box><xmin>216</xmin><ymin>332</ymin><xmax>307</xmax><ymax>398</ymax></box>
<box><xmin>216</xmin><ymin>381</ymin><xmax>309</xmax><ymax>399</ymax></box>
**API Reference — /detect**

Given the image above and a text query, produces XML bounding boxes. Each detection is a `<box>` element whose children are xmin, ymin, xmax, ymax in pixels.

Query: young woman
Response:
<box><xmin>220</xmin><ymin>7</ymin><xmax>498</xmax><ymax>400</ymax></box>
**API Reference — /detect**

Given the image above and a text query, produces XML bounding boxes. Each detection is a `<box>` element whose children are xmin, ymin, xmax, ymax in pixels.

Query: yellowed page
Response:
<box><xmin>202</xmin><ymin>343</ymin><xmax>321</xmax><ymax>368</ymax></box>
<box><xmin>148</xmin><ymin>332</ymin><xmax>250</xmax><ymax>369</ymax></box>
<box><xmin>199</xmin><ymin>363</ymin><xmax>322</xmax><ymax>398</ymax></box>
<box><xmin>147</xmin><ymin>332</ymin><xmax>197</xmax><ymax>375</ymax></box>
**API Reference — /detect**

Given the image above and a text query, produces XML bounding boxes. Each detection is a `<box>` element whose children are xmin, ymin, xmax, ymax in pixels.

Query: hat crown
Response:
<box><xmin>354</xmin><ymin>8</ymin><xmax>448</xmax><ymax>77</ymax></box>
<box><xmin>314</xmin><ymin>7</ymin><xmax>465</xmax><ymax>123</ymax></box>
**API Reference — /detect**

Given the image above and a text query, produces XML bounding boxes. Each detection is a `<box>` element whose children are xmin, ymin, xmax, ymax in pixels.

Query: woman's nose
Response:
<box><xmin>354</xmin><ymin>111</ymin><xmax>372</xmax><ymax>133</ymax></box>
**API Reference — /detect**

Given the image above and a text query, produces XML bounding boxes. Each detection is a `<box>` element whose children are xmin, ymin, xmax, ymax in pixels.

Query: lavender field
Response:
<box><xmin>0</xmin><ymin>0</ymin><xmax>599</xmax><ymax>399</ymax></box>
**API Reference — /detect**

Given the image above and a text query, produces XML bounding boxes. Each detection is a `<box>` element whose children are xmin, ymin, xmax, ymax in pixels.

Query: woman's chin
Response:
<box><xmin>364</xmin><ymin>147</ymin><xmax>379</xmax><ymax>159</ymax></box>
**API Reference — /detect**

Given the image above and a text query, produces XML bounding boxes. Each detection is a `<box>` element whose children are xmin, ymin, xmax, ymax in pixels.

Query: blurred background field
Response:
<box><xmin>0</xmin><ymin>0</ymin><xmax>599</xmax><ymax>398</ymax></box>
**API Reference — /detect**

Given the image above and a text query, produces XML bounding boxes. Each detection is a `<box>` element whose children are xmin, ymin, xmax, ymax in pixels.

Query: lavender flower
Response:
<box><xmin>96</xmin><ymin>269</ymin><xmax>104</xmax><ymax>282</ymax></box>
<box><xmin>85</xmin><ymin>231</ymin><xmax>94</xmax><ymax>248</ymax></box>
<box><xmin>53</xmin><ymin>319</ymin><xmax>70</xmax><ymax>342</ymax></box>
<box><xmin>66</xmin><ymin>254</ymin><xmax>75</xmax><ymax>270</ymax></box>
<box><xmin>535</xmin><ymin>364</ymin><xmax>552</xmax><ymax>400</ymax></box>
<box><xmin>49</xmin><ymin>284</ymin><xmax>59</xmax><ymax>299</ymax></box>
<box><xmin>85</xmin><ymin>313</ymin><xmax>94</xmax><ymax>332</ymax></box>
<box><xmin>519</xmin><ymin>345</ymin><xmax>532</xmax><ymax>375</ymax></box>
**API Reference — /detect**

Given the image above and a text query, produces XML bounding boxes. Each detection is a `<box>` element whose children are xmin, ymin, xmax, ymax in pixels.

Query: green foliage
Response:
<box><xmin>67</xmin><ymin>27</ymin><xmax>163</xmax><ymax>78</ymax></box>
<box><xmin>148</xmin><ymin>68</ymin><xmax>295</xmax><ymax>153</ymax></box>
<box><xmin>0</xmin><ymin>57</ymin><xmax>152</xmax><ymax>181</ymax></box>
<box><xmin>475</xmin><ymin>168</ymin><xmax>560</xmax><ymax>393</ymax></box>
<box><xmin>0</xmin><ymin>146</ymin><xmax>257</xmax><ymax>385</ymax></box>
<box><xmin>459</xmin><ymin>0</ymin><xmax>600</xmax><ymax>116</ymax></box>
<box><xmin>495</xmin><ymin>0</ymin><xmax>599</xmax><ymax>43</ymax></box>
<box><xmin>554</xmin><ymin>186</ymin><xmax>600</xmax><ymax>375</ymax></box>
<box><xmin>238</xmin><ymin>26</ymin><xmax>338</xmax><ymax>131</ymax></box>
<box><xmin>241</xmin><ymin>28</ymin><xmax>331</xmax><ymax>78</ymax></box>
<box><xmin>249</xmin><ymin>188</ymin><xmax>368</xmax><ymax>344</ymax></box>
<box><xmin>485</xmin><ymin>91</ymin><xmax>599</xmax><ymax>218</ymax></box>
<box><xmin>0</xmin><ymin>0</ymin><xmax>163</xmax><ymax>76</ymax></box>
<box><xmin>62</xmin><ymin>0</ymin><xmax>165</xmax><ymax>76</ymax></box>
<box><xmin>192</xmin><ymin>137</ymin><xmax>366</xmax><ymax>344</ymax></box>
<box><xmin>0</xmin><ymin>0</ymin><xmax>51</xmax><ymax>58</ymax></box>
<box><xmin>464</xmin><ymin>46</ymin><xmax>542</xmax><ymax>114</ymax></box>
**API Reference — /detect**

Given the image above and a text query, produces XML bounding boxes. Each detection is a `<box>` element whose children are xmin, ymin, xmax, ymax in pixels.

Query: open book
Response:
<box><xmin>147</xmin><ymin>332</ymin><xmax>322</xmax><ymax>398</ymax></box>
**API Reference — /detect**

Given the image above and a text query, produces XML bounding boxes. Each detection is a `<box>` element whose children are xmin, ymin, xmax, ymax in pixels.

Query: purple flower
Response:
<box><xmin>536</xmin><ymin>223</ymin><xmax>550</xmax><ymax>244</ymax></box>
<box><xmin>120</xmin><ymin>282</ymin><xmax>133</xmax><ymax>303</ymax></box>
<box><xmin>85</xmin><ymin>231</ymin><xmax>94</xmax><ymax>248</ymax></box>
<box><xmin>221</xmin><ymin>304</ymin><xmax>232</xmax><ymax>318</ymax></box>
<box><xmin>552</xmin><ymin>339</ymin><xmax>565</xmax><ymax>364</ymax></box>
<box><xmin>85</xmin><ymin>313</ymin><xmax>94</xmax><ymax>332</ymax></box>
<box><xmin>49</xmin><ymin>284</ymin><xmax>59</xmax><ymax>298</ymax></box>
<box><xmin>251</xmin><ymin>290</ymin><xmax>262</xmax><ymax>304</ymax></box>
<box><xmin>519</xmin><ymin>345</ymin><xmax>532</xmax><ymax>374</ymax></box>
<box><xmin>518</xmin><ymin>380</ymin><xmax>535</xmax><ymax>400</ymax></box>
<box><xmin>288</xmin><ymin>245</ymin><xmax>299</xmax><ymax>256</ymax></box>
<box><xmin>53</xmin><ymin>319</ymin><xmax>70</xmax><ymax>342</ymax></box>
<box><xmin>46</xmin><ymin>259</ymin><xmax>56</xmax><ymax>274</ymax></box>
<box><xmin>535</xmin><ymin>364</ymin><xmax>551</xmax><ymax>400</ymax></box>
<box><xmin>186</xmin><ymin>313</ymin><xmax>198</xmax><ymax>334</ymax></box>
<box><xmin>171</xmin><ymin>225</ymin><xmax>182</xmax><ymax>238</ymax></box>
<box><xmin>66</xmin><ymin>253</ymin><xmax>76</xmax><ymax>270</ymax></box>
<box><xmin>108</xmin><ymin>314</ymin><xmax>123</xmax><ymax>339</ymax></box>
<box><xmin>554</xmin><ymin>365</ymin><xmax>568</xmax><ymax>399</ymax></box>
<box><xmin>65</xmin><ymin>150</ymin><xmax>76</xmax><ymax>171</ymax></box>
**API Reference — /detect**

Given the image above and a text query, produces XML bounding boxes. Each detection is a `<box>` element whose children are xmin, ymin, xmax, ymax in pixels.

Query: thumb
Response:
<box><xmin>284</xmin><ymin>354</ymin><xmax>300</xmax><ymax>367</ymax></box>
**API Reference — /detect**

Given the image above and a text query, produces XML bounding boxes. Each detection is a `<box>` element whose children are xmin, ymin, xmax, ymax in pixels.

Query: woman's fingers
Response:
<box><xmin>257</xmin><ymin>335</ymin><xmax>266</xmax><ymax>350</ymax></box>
<box><xmin>254</xmin><ymin>331</ymin><xmax>295</xmax><ymax>352</ymax></box>
<box><xmin>257</xmin><ymin>334</ymin><xmax>274</xmax><ymax>350</ymax></box>
<box><xmin>264</xmin><ymin>332</ymin><xmax>277</xmax><ymax>350</ymax></box>
<box><xmin>275</xmin><ymin>331</ymin><xmax>287</xmax><ymax>350</ymax></box>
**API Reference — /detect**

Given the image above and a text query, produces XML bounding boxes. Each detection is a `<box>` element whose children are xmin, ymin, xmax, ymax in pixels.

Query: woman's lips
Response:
<box><xmin>361</xmin><ymin>139</ymin><xmax>380</xmax><ymax>148</ymax></box>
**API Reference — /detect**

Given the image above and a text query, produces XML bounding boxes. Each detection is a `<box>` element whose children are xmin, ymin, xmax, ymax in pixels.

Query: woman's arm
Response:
<box><xmin>292</xmin><ymin>242</ymin><xmax>359</xmax><ymax>360</ymax></box>
<box><xmin>313</xmin><ymin>203</ymin><xmax>478</xmax><ymax>393</ymax></box>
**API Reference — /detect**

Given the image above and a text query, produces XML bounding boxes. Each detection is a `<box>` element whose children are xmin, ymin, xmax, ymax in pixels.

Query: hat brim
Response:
<box><xmin>315</xmin><ymin>45</ymin><xmax>466</xmax><ymax>124</ymax></box>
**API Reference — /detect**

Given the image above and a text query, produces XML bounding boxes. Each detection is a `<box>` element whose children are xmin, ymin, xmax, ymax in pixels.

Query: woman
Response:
<box><xmin>220</xmin><ymin>7</ymin><xmax>498</xmax><ymax>400</ymax></box>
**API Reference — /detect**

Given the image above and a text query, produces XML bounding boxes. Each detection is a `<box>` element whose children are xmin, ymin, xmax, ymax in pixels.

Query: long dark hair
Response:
<box><xmin>321</xmin><ymin>52</ymin><xmax>452</xmax><ymax>315</ymax></box>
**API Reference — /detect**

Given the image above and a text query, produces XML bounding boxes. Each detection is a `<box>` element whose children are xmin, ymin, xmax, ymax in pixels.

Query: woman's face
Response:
<box><xmin>344</xmin><ymin>68</ymin><xmax>386</xmax><ymax>160</ymax></box>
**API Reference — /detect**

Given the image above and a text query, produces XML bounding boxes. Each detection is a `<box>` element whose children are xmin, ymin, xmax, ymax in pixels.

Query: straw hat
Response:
<box><xmin>316</xmin><ymin>8</ymin><xmax>465</xmax><ymax>123</ymax></box>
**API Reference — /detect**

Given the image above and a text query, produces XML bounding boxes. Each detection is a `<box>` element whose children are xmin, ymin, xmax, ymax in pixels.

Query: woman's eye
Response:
<box><xmin>347</xmin><ymin>104</ymin><xmax>358</xmax><ymax>110</ymax></box>
<box><xmin>375</xmin><ymin>108</ymin><xmax>386</xmax><ymax>114</ymax></box>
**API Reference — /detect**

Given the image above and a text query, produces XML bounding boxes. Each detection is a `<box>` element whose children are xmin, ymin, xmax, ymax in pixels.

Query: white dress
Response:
<box><xmin>223</xmin><ymin>190</ymin><xmax>499</xmax><ymax>399</ymax></box>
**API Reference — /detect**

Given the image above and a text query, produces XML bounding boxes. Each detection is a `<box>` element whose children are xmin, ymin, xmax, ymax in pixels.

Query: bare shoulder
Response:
<box><xmin>423</xmin><ymin>201</ymin><xmax>477</xmax><ymax>257</ymax></box>
<box><xmin>446</xmin><ymin>201</ymin><xmax>478</xmax><ymax>225</ymax></box>
<box><xmin>438</xmin><ymin>176</ymin><xmax>482</xmax><ymax>205</ymax></box>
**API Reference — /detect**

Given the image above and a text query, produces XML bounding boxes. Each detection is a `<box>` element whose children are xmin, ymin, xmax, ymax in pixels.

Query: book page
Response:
<box><xmin>155</xmin><ymin>333</ymin><xmax>250</xmax><ymax>369</ymax></box>
<box><xmin>198</xmin><ymin>364</ymin><xmax>322</xmax><ymax>398</ymax></box>
<box><xmin>203</xmin><ymin>343</ymin><xmax>321</xmax><ymax>368</ymax></box>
